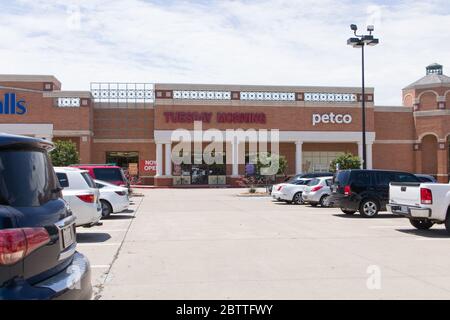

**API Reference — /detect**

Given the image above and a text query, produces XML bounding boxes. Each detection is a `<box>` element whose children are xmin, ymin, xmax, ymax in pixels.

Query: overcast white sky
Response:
<box><xmin>0</xmin><ymin>0</ymin><xmax>449</xmax><ymax>105</ymax></box>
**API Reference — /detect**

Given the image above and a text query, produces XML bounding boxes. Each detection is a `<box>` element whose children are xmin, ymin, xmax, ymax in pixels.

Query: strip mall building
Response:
<box><xmin>1</xmin><ymin>63</ymin><xmax>450</xmax><ymax>185</ymax></box>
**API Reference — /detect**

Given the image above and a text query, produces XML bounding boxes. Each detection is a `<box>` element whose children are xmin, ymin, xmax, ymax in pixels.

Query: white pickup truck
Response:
<box><xmin>387</xmin><ymin>182</ymin><xmax>450</xmax><ymax>233</ymax></box>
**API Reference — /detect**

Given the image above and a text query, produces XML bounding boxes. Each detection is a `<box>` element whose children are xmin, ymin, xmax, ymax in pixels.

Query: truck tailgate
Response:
<box><xmin>389</xmin><ymin>182</ymin><xmax>421</xmax><ymax>206</ymax></box>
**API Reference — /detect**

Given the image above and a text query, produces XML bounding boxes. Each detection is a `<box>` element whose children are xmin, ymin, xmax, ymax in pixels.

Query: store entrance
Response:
<box><xmin>191</xmin><ymin>164</ymin><xmax>209</xmax><ymax>185</ymax></box>
<box><xmin>175</xmin><ymin>162</ymin><xmax>226</xmax><ymax>185</ymax></box>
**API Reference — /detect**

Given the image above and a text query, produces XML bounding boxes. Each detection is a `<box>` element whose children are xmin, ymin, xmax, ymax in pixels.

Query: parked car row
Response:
<box><xmin>271</xmin><ymin>172</ymin><xmax>333</xmax><ymax>204</ymax></box>
<box><xmin>0</xmin><ymin>133</ymin><xmax>131</xmax><ymax>300</ymax></box>
<box><xmin>55</xmin><ymin>167</ymin><xmax>130</xmax><ymax>226</ymax></box>
<box><xmin>271</xmin><ymin>168</ymin><xmax>450</xmax><ymax>233</ymax></box>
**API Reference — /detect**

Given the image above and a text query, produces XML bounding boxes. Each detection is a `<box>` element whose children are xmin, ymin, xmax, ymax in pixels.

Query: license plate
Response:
<box><xmin>61</xmin><ymin>225</ymin><xmax>75</xmax><ymax>249</ymax></box>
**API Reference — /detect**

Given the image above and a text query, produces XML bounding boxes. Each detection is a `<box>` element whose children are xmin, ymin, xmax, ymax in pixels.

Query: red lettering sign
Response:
<box><xmin>164</xmin><ymin>111</ymin><xmax>266</xmax><ymax>124</ymax></box>
<box><xmin>164</xmin><ymin>112</ymin><xmax>212</xmax><ymax>123</ymax></box>
<box><xmin>139</xmin><ymin>160</ymin><xmax>157</xmax><ymax>175</ymax></box>
<box><xmin>216</xmin><ymin>112</ymin><xmax>266</xmax><ymax>124</ymax></box>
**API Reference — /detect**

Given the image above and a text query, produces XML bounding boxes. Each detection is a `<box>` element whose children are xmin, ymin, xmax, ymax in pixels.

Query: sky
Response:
<box><xmin>0</xmin><ymin>0</ymin><xmax>449</xmax><ymax>105</ymax></box>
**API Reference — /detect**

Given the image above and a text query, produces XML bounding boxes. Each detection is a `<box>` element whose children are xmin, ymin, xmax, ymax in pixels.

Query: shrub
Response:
<box><xmin>329</xmin><ymin>153</ymin><xmax>361</xmax><ymax>172</ymax></box>
<box><xmin>50</xmin><ymin>140</ymin><xmax>80</xmax><ymax>167</ymax></box>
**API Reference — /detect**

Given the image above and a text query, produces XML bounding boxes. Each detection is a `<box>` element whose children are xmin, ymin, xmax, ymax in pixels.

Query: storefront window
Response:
<box><xmin>105</xmin><ymin>151</ymin><xmax>139</xmax><ymax>182</ymax></box>
<box><xmin>172</xmin><ymin>151</ymin><xmax>226</xmax><ymax>185</ymax></box>
<box><xmin>105</xmin><ymin>151</ymin><xmax>139</xmax><ymax>168</ymax></box>
<box><xmin>303</xmin><ymin>151</ymin><xmax>341</xmax><ymax>173</ymax></box>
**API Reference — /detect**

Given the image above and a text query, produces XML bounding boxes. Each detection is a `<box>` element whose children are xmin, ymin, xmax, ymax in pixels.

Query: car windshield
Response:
<box><xmin>93</xmin><ymin>168</ymin><xmax>124</xmax><ymax>182</ymax></box>
<box><xmin>81</xmin><ymin>172</ymin><xmax>96</xmax><ymax>188</ymax></box>
<box><xmin>286</xmin><ymin>175</ymin><xmax>302</xmax><ymax>183</ymax></box>
<box><xmin>307</xmin><ymin>178</ymin><xmax>320</xmax><ymax>186</ymax></box>
<box><xmin>0</xmin><ymin>148</ymin><xmax>59</xmax><ymax>206</ymax></box>
<box><xmin>333</xmin><ymin>171</ymin><xmax>350</xmax><ymax>186</ymax></box>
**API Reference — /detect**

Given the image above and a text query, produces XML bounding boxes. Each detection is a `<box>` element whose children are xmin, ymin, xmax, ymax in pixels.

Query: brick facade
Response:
<box><xmin>0</xmin><ymin>64</ymin><xmax>449</xmax><ymax>185</ymax></box>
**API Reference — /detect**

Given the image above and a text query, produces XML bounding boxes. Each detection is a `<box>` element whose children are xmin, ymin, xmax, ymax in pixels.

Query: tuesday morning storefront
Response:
<box><xmin>0</xmin><ymin>63</ymin><xmax>449</xmax><ymax>185</ymax></box>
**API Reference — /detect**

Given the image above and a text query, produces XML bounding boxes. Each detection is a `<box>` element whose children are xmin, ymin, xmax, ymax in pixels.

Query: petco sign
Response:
<box><xmin>0</xmin><ymin>93</ymin><xmax>27</xmax><ymax>115</ymax></box>
<box><xmin>312</xmin><ymin>113</ymin><xmax>352</xmax><ymax>126</ymax></box>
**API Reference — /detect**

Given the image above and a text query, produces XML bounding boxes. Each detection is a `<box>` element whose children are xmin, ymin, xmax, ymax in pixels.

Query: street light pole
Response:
<box><xmin>361</xmin><ymin>43</ymin><xmax>366</xmax><ymax>169</ymax></box>
<box><xmin>347</xmin><ymin>24</ymin><xmax>379</xmax><ymax>170</ymax></box>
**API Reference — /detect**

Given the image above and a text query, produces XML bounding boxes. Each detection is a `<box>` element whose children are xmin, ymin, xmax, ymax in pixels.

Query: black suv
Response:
<box><xmin>330</xmin><ymin>169</ymin><xmax>420</xmax><ymax>218</ymax></box>
<box><xmin>0</xmin><ymin>133</ymin><xmax>92</xmax><ymax>299</ymax></box>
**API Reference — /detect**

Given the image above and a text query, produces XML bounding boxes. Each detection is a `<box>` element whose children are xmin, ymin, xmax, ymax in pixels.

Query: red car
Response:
<box><xmin>71</xmin><ymin>165</ymin><xmax>129</xmax><ymax>189</ymax></box>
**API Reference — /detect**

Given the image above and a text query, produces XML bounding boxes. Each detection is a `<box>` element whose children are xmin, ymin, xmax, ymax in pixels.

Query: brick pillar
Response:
<box><xmin>437</xmin><ymin>143</ymin><xmax>448</xmax><ymax>183</ymax></box>
<box><xmin>79</xmin><ymin>135</ymin><xmax>92</xmax><ymax>164</ymax></box>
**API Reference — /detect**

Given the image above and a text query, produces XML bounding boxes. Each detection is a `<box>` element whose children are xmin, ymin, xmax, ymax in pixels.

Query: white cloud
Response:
<box><xmin>0</xmin><ymin>0</ymin><xmax>449</xmax><ymax>105</ymax></box>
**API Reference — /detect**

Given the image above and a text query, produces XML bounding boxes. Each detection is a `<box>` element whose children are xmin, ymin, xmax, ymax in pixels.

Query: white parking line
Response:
<box><xmin>77</xmin><ymin>243</ymin><xmax>121</xmax><ymax>247</ymax></box>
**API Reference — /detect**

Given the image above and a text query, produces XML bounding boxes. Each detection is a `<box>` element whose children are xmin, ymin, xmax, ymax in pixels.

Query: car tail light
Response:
<box><xmin>344</xmin><ymin>185</ymin><xmax>351</xmax><ymax>196</ymax></box>
<box><xmin>0</xmin><ymin>228</ymin><xmax>50</xmax><ymax>265</ymax></box>
<box><xmin>277</xmin><ymin>185</ymin><xmax>283</xmax><ymax>191</ymax></box>
<box><xmin>76</xmin><ymin>193</ymin><xmax>95</xmax><ymax>203</ymax></box>
<box><xmin>311</xmin><ymin>185</ymin><xmax>323</xmax><ymax>192</ymax></box>
<box><xmin>115</xmin><ymin>191</ymin><xmax>126</xmax><ymax>196</ymax></box>
<box><xmin>420</xmin><ymin>188</ymin><xmax>433</xmax><ymax>204</ymax></box>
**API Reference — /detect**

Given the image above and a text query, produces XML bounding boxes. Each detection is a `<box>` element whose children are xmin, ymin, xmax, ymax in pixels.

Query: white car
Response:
<box><xmin>271</xmin><ymin>183</ymin><xmax>289</xmax><ymax>201</ymax></box>
<box><xmin>302</xmin><ymin>176</ymin><xmax>333</xmax><ymax>207</ymax></box>
<box><xmin>271</xmin><ymin>175</ymin><xmax>308</xmax><ymax>201</ymax></box>
<box><xmin>55</xmin><ymin>167</ymin><xmax>102</xmax><ymax>227</ymax></box>
<box><xmin>94</xmin><ymin>179</ymin><xmax>130</xmax><ymax>218</ymax></box>
<box><xmin>277</xmin><ymin>178</ymin><xmax>313</xmax><ymax>204</ymax></box>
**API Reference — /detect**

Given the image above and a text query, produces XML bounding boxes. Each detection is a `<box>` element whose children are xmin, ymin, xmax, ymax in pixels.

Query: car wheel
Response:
<box><xmin>409</xmin><ymin>218</ymin><xmax>434</xmax><ymax>230</ymax></box>
<box><xmin>292</xmin><ymin>192</ymin><xmax>303</xmax><ymax>205</ymax></box>
<box><xmin>100</xmin><ymin>200</ymin><xmax>113</xmax><ymax>218</ymax></box>
<box><xmin>341</xmin><ymin>209</ymin><xmax>356</xmax><ymax>215</ymax></box>
<box><xmin>445</xmin><ymin>208</ymin><xmax>450</xmax><ymax>234</ymax></box>
<box><xmin>359</xmin><ymin>199</ymin><xmax>379</xmax><ymax>218</ymax></box>
<box><xmin>320</xmin><ymin>195</ymin><xmax>330</xmax><ymax>207</ymax></box>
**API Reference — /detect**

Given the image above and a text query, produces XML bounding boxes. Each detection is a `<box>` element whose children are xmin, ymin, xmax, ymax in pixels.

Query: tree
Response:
<box><xmin>329</xmin><ymin>153</ymin><xmax>361</xmax><ymax>172</ymax></box>
<box><xmin>50</xmin><ymin>140</ymin><xmax>80</xmax><ymax>166</ymax></box>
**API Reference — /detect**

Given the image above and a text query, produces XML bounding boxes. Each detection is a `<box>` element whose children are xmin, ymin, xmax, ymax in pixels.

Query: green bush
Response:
<box><xmin>329</xmin><ymin>153</ymin><xmax>361</xmax><ymax>172</ymax></box>
<box><xmin>50</xmin><ymin>140</ymin><xmax>80</xmax><ymax>166</ymax></box>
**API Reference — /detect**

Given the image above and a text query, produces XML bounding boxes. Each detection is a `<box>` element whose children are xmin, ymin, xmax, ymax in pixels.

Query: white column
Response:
<box><xmin>357</xmin><ymin>142</ymin><xmax>364</xmax><ymax>169</ymax></box>
<box><xmin>366</xmin><ymin>143</ymin><xmax>373</xmax><ymax>169</ymax></box>
<box><xmin>295</xmin><ymin>141</ymin><xmax>303</xmax><ymax>174</ymax></box>
<box><xmin>156</xmin><ymin>143</ymin><xmax>163</xmax><ymax>176</ymax></box>
<box><xmin>232</xmin><ymin>140</ymin><xmax>239</xmax><ymax>177</ymax></box>
<box><xmin>164</xmin><ymin>143</ymin><xmax>172</xmax><ymax>176</ymax></box>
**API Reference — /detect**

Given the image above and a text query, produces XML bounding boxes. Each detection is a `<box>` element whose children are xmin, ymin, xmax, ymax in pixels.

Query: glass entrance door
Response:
<box><xmin>191</xmin><ymin>164</ymin><xmax>208</xmax><ymax>185</ymax></box>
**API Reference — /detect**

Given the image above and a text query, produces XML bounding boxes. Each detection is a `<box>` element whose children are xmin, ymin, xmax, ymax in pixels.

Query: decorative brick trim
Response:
<box><xmin>231</xmin><ymin>91</ymin><xmax>240</xmax><ymax>100</ymax></box>
<box><xmin>155</xmin><ymin>90</ymin><xmax>173</xmax><ymax>99</ymax></box>
<box><xmin>43</xmin><ymin>82</ymin><xmax>53</xmax><ymax>91</ymax></box>
<box><xmin>357</xmin><ymin>94</ymin><xmax>374</xmax><ymax>102</ymax></box>
<box><xmin>296</xmin><ymin>92</ymin><xmax>304</xmax><ymax>101</ymax></box>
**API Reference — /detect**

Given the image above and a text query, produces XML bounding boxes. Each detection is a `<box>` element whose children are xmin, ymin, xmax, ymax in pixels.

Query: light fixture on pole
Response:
<box><xmin>347</xmin><ymin>24</ymin><xmax>379</xmax><ymax>169</ymax></box>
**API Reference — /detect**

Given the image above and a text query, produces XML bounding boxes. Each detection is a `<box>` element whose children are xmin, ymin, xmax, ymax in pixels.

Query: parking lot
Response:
<box><xmin>78</xmin><ymin>188</ymin><xmax>450</xmax><ymax>300</ymax></box>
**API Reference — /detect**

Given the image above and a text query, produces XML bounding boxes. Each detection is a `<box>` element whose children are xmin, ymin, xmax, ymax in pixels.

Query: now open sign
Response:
<box><xmin>139</xmin><ymin>160</ymin><xmax>157</xmax><ymax>175</ymax></box>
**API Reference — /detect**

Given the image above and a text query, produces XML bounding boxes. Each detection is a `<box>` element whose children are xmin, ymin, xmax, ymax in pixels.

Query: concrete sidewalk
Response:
<box><xmin>97</xmin><ymin>188</ymin><xmax>450</xmax><ymax>299</ymax></box>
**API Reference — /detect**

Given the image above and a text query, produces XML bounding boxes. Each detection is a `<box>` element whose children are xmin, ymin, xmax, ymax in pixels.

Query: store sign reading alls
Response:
<box><xmin>0</xmin><ymin>93</ymin><xmax>27</xmax><ymax>115</ymax></box>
